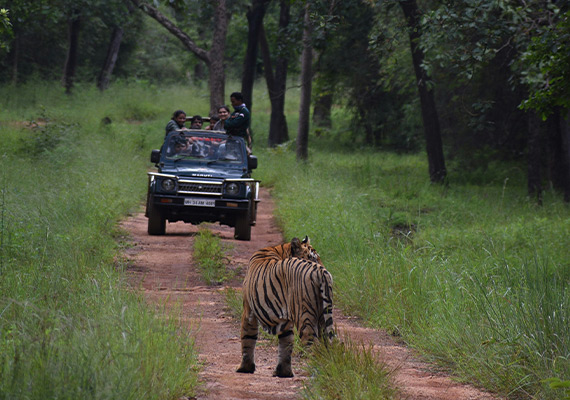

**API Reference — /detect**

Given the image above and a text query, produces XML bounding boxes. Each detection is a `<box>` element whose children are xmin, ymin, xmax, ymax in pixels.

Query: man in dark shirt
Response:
<box><xmin>224</xmin><ymin>92</ymin><xmax>251</xmax><ymax>146</ymax></box>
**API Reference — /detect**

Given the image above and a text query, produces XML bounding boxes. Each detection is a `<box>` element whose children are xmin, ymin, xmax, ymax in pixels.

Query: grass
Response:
<box><xmin>301</xmin><ymin>335</ymin><xmax>398</xmax><ymax>400</ymax></box>
<box><xmin>222</xmin><ymin>287</ymin><xmax>243</xmax><ymax>321</ymax></box>
<box><xmin>1</xmin><ymin>81</ymin><xmax>568</xmax><ymax>399</ymax></box>
<box><xmin>0</xmin><ymin>82</ymin><xmax>202</xmax><ymax>399</ymax></box>
<box><xmin>193</xmin><ymin>226</ymin><xmax>236</xmax><ymax>285</ymax></box>
<box><xmin>253</xmin><ymin>144</ymin><xmax>569</xmax><ymax>399</ymax></box>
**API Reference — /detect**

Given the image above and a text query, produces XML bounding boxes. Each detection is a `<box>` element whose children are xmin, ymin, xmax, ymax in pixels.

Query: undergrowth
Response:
<box><xmin>254</xmin><ymin>144</ymin><xmax>569</xmax><ymax>399</ymax></box>
<box><xmin>301</xmin><ymin>335</ymin><xmax>397</xmax><ymax>400</ymax></box>
<box><xmin>193</xmin><ymin>225</ymin><xmax>236</xmax><ymax>285</ymax></box>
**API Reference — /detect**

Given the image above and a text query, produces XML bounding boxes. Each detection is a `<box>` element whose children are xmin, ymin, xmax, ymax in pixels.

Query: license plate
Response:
<box><xmin>184</xmin><ymin>197</ymin><xmax>215</xmax><ymax>207</ymax></box>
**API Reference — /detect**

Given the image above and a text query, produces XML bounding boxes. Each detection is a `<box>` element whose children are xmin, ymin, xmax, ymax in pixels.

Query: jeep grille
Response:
<box><xmin>178</xmin><ymin>181</ymin><xmax>222</xmax><ymax>195</ymax></box>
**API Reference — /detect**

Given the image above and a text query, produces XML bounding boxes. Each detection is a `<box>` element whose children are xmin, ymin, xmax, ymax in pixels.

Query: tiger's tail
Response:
<box><xmin>320</xmin><ymin>269</ymin><xmax>335</xmax><ymax>341</ymax></box>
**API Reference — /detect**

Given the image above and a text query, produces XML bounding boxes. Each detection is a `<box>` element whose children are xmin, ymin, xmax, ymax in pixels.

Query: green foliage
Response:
<box><xmin>301</xmin><ymin>335</ymin><xmax>397</xmax><ymax>400</ymax></box>
<box><xmin>222</xmin><ymin>286</ymin><xmax>243</xmax><ymax>321</ymax></box>
<box><xmin>0</xmin><ymin>82</ymin><xmax>201</xmax><ymax>399</ymax></box>
<box><xmin>519</xmin><ymin>9</ymin><xmax>570</xmax><ymax>118</ymax></box>
<box><xmin>255</xmin><ymin>135</ymin><xmax>570</xmax><ymax>398</ymax></box>
<box><xmin>0</xmin><ymin>8</ymin><xmax>12</xmax><ymax>51</ymax></box>
<box><xmin>542</xmin><ymin>378</ymin><xmax>570</xmax><ymax>400</ymax></box>
<box><xmin>193</xmin><ymin>226</ymin><xmax>235</xmax><ymax>285</ymax></box>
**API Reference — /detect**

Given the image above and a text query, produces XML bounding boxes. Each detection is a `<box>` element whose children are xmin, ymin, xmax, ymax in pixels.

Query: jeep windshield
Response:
<box><xmin>165</xmin><ymin>132</ymin><xmax>245</xmax><ymax>164</ymax></box>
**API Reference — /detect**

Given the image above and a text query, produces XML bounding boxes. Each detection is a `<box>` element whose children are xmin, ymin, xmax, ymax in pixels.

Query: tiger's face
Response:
<box><xmin>290</xmin><ymin>236</ymin><xmax>321</xmax><ymax>263</ymax></box>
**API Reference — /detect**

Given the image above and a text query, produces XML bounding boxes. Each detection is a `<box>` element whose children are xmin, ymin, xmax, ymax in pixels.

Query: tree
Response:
<box><xmin>97</xmin><ymin>1</ymin><xmax>135</xmax><ymax>91</ymax></box>
<box><xmin>129</xmin><ymin>0</ymin><xmax>230</xmax><ymax>113</ymax></box>
<box><xmin>297</xmin><ymin>3</ymin><xmax>312</xmax><ymax>161</ymax></box>
<box><xmin>399</xmin><ymin>0</ymin><xmax>446</xmax><ymax>183</ymax></box>
<box><xmin>260</xmin><ymin>0</ymin><xmax>292</xmax><ymax>146</ymax></box>
<box><xmin>3</xmin><ymin>0</ymin><xmax>60</xmax><ymax>84</ymax></box>
<box><xmin>0</xmin><ymin>8</ymin><xmax>12</xmax><ymax>51</ymax></box>
<box><xmin>97</xmin><ymin>26</ymin><xmax>123</xmax><ymax>91</ymax></box>
<box><xmin>418</xmin><ymin>1</ymin><xmax>569</xmax><ymax>200</ymax></box>
<box><xmin>62</xmin><ymin>10</ymin><xmax>81</xmax><ymax>94</ymax></box>
<box><xmin>241</xmin><ymin>0</ymin><xmax>270</xmax><ymax>110</ymax></box>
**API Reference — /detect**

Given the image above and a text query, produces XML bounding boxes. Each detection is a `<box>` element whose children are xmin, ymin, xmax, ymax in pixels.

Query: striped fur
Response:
<box><xmin>237</xmin><ymin>237</ymin><xmax>334</xmax><ymax>378</ymax></box>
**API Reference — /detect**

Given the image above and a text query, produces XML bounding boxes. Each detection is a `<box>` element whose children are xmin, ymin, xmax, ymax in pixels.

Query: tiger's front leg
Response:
<box><xmin>274</xmin><ymin>324</ymin><xmax>295</xmax><ymax>378</ymax></box>
<box><xmin>237</xmin><ymin>300</ymin><xmax>258</xmax><ymax>374</ymax></box>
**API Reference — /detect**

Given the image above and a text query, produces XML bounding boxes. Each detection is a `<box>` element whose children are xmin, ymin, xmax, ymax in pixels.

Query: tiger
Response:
<box><xmin>236</xmin><ymin>236</ymin><xmax>334</xmax><ymax>378</ymax></box>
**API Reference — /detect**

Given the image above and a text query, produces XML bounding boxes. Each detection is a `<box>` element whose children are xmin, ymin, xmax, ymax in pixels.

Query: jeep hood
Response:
<box><xmin>160</xmin><ymin>165</ymin><xmax>247</xmax><ymax>179</ymax></box>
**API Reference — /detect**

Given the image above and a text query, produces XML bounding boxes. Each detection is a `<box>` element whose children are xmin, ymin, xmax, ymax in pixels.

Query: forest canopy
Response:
<box><xmin>1</xmin><ymin>0</ymin><xmax>569</xmax><ymax>200</ymax></box>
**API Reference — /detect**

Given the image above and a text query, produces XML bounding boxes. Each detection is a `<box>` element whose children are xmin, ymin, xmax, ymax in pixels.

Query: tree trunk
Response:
<box><xmin>527</xmin><ymin>111</ymin><xmax>543</xmax><ymax>205</ymax></box>
<box><xmin>259</xmin><ymin>5</ymin><xmax>290</xmax><ymax>147</ymax></box>
<box><xmin>63</xmin><ymin>16</ymin><xmax>81</xmax><ymax>95</ymax></box>
<box><xmin>272</xmin><ymin>0</ymin><xmax>291</xmax><ymax>145</ymax></box>
<box><xmin>129</xmin><ymin>0</ymin><xmax>228</xmax><ymax>114</ymax></box>
<box><xmin>560</xmin><ymin>110</ymin><xmax>570</xmax><ymax>202</ymax></box>
<box><xmin>312</xmin><ymin>88</ymin><xmax>333</xmax><ymax>129</ymax></box>
<box><xmin>208</xmin><ymin>0</ymin><xmax>229</xmax><ymax>113</ymax></box>
<box><xmin>241</xmin><ymin>0</ymin><xmax>270</xmax><ymax>110</ymax></box>
<box><xmin>297</xmin><ymin>4</ymin><xmax>312</xmax><ymax>161</ymax></box>
<box><xmin>11</xmin><ymin>33</ymin><xmax>19</xmax><ymax>85</ymax></box>
<box><xmin>97</xmin><ymin>26</ymin><xmax>124</xmax><ymax>91</ymax></box>
<box><xmin>400</xmin><ymin>0</ymin><xmax>446</xmax><ymax>183</ymax></box>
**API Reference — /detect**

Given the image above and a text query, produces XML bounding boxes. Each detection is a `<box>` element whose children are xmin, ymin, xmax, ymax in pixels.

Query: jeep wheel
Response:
<box><xmin>147</xmin><ymin>204</ymin><xmax>166</xmax><ymax>235</ymax></box>
<box><xmin>234</xmin><ymin>211</ymin><xmax>251</xmax><ymax>241</ymax></box>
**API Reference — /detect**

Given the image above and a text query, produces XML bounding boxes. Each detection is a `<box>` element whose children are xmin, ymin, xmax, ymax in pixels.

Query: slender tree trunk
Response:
<box><xmin>312</xmin><ymin>87</ymin><xmax>333</xmax><ymax>129</ymax></box>
<box><xmin>241</xmin><ymin>0</ymin><xmax>270</xmax><ymax>110</ymax></box>
<box><xmin>97</xmin><ymin>26</ymin><xmax>124</xmax><ymax>91</ymax></box>
<box><xmin>11</xmin><ymin>34</ymin><xmax>19</xmax><ymax>85</ymax></box>
<box><xmin>297</xmin><ymin>4</ymin><xmax>312</xmax><ymax>161</ymax></box>
<box><xmin>272</xmin><ymin>0</ymin><xmax>291</xmax><ymax>145</ymax></box>
<box><xmin>400</xmin><ymin>0</ymin><xmax>446</xmax><ymax>183</ymax></box>
<box><xmin>260</xmin><ymin>19</ymin><xmax>289</xmax><ymax>146</ymax></box>
<box><xmin>527</xmin><ymin>111</ymin><xmax>543</xmax><ymax>205</ymax></box>
<box><xmin>63</xmin><ymin>16</ymin><xmax>81</xmax><ymax>94</ymax></box>
<box><xmin>208</xmin><ymin>0</ymin><xmax>229</xmax><ymax>113</ymax></box>
<box><xmin>560</xmin><ymin>110</ymin><xmax>570</xmax><ymax>202</ymax></box>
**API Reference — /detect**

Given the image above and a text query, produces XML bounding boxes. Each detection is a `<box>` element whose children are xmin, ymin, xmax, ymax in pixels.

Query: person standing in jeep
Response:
<box><xmin>225</xmin><ymin>92</ymin><xmax>251</xmax><ymax>147</ymax></box>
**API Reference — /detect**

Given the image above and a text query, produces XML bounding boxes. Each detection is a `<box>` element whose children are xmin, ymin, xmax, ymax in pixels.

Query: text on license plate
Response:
<box><xmin>184</xmin><ymin>198</ymin><xmax>215</xmax><ymax>207</ymax></box>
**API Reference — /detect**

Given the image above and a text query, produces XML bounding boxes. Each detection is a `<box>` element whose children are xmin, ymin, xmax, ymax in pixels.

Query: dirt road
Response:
<box><xmin>121</xmin><ymin>188</ymin><xmax>500</xmax><ymax>400</ymax></box>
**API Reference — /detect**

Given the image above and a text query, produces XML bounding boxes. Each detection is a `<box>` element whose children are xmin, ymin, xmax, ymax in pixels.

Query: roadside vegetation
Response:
<box><xmin>193</xmin><ymin>225</ymin><xmax>236</xmax><ymax>285</ymax></box>
<box><xmin>302</xmin><ymin>335</ymin><xmax>398</xmax><ymax>400</ymax></box>
<box><xmin>0</xmin><ymin>82</ymin><xmax>568</xmax><ymax>399</ymax></box>
<box><xmin>0</xmin><ymin>83</ymin><xmax>203</xmax><ymax>399</ymax></box>
<box><xmin>254</xmin><ymin>136</ymin><xmax>569</xmax><ymax>399</ymax></box>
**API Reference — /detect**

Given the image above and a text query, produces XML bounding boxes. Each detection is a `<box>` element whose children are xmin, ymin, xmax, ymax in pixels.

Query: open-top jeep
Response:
<box><xmin>145</xmin><ymin>129</ymin><xmax>259</xmax><ymax>240</ymax></box>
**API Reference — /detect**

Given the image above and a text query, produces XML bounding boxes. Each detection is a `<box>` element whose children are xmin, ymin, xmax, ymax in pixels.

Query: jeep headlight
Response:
<box><xmin>225</xmin><ymin>182</ymin><xmax>240</xmax><ymax>195</ymax></box>
<box><xmin>161</xmin><ymin>178</ymin><xmax>176</xmax><ymax>192</ymax></box>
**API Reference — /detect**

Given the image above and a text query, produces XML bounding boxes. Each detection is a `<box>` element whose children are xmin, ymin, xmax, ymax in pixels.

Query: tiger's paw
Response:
<box><xmin>236</xmin><ymin>363</ymin><xmax>255</xmax><ymax>374</ymax></box>
<box><xmin>273</xmin><ymin>364</ymin><xmax>293</xmax><ymax>378</ymax></box>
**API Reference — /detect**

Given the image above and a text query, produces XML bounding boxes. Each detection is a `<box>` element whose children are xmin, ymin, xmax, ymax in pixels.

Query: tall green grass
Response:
<box><xmin>1</xmin><ymin>81</ymin><xmax>568</xmax><ymax>399</ymax></box>
<box><xmin>0</xmin><ymin>82</ymin><xmax>202</xmax><ymax>399</ymax></box>
<box><xmin>302</xmin><ymin>335</ymin><xmax>397</xmax><ymax>400</ymax></box>
<box><xmin>254</xmin><ymin>145</ymin><xmax>569</xmax><ymax>399</ymax></box>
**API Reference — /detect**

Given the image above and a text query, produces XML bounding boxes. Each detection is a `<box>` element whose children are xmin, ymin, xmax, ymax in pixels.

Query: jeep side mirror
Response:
<box><xmin>248</xmin><ymin>155</ymin><xmax>258</xmax><ymax>170</ymax></box>
<box><xmin>150</xmin><ymin>149</ymin><xmax>161</xmax><ymax>164</ymax></box>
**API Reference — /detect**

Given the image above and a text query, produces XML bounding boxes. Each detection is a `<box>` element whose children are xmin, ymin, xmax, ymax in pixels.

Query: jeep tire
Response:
<box><xmin>234</xmin><ymin>210</ymin><xmax>251</xmax><ymax>241</ymax></box>
<box><xmin>147</xmin><ymin>203</ymin><xmax>166</xmax><ymax>235</ymax></box>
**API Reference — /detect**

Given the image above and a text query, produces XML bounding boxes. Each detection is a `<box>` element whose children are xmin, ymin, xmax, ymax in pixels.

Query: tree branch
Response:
<box><xmin>128</xmin><ymin>0</ymin><xmax>209</xmax><ymax>63</ymax></box>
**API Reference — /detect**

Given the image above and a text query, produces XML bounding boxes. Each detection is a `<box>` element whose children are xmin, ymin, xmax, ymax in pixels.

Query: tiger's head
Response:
<box><xmin>290</xmin><ymin>236</ymin><xmax>321</xmax><ymax>264</ymax></box>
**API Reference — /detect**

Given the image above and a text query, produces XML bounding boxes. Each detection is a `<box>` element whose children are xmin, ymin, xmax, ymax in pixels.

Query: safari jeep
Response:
<box><xmin>145</xmin><ymin>129</ymin><xmax>259</xmax><ymax>240</ymax></box>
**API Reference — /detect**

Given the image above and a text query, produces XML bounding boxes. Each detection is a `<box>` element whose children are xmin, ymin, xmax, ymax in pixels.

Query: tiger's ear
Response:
<box><xmin>302</xmin><ymin>236</ymin><xmax>310</xmax><ymax>245</ymax></box>
<box><xmin>290</xmin><ymin>237</ymin><xmax>301</xmax><ymax>256</ymax></box>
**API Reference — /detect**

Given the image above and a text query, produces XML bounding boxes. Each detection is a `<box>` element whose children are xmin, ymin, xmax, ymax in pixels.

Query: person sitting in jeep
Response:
<box><xmin>165</xmin><ymin>110</ymin><xmax>187</xmax><ymax>137</ymax></box>
<box><xmin>190</xmin><ymin>115</ymin><xmax>204</xmax><ymax>129</ymax></box>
